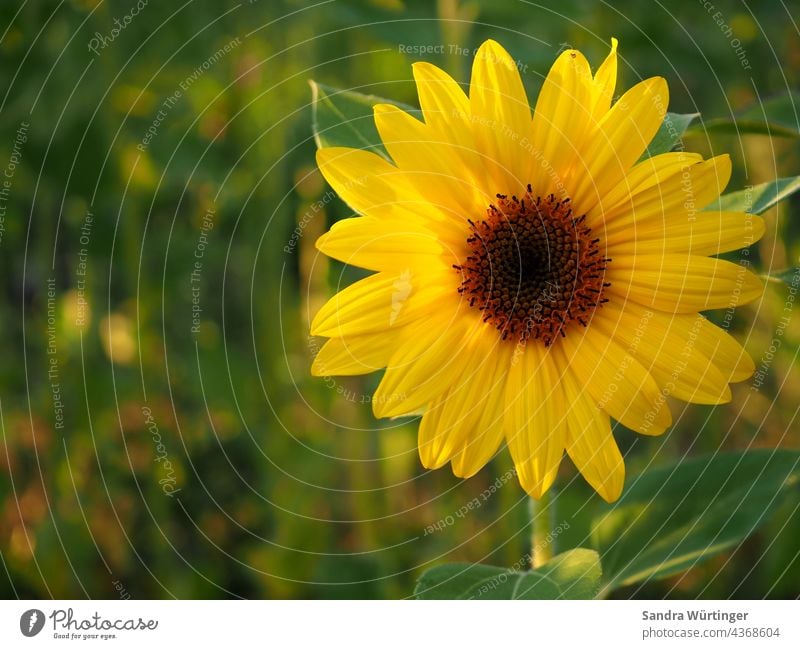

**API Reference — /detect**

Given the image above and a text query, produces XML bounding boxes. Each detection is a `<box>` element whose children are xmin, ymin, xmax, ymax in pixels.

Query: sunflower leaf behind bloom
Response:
<box><xmin>309</xmin><ymin>80</ymin><xmax>419</xmax><ymax>160</ymax></box>
<box><xmin>639</xmin><ymin>111</ymin><xmax>699</xmax><ymax>160</ymax></box>
<box><xmin>706</xmin><ymin>174</ymin><xmax>800</xmax><ymax>214</ymax></box>
<box><xmin>689</xmin><ymin>91</ymin><xmax>800</xmax><ymax>139</ymax></box>
<box><xmin>414</xmin><ymin>548</ymin><xmax>601</xmax><ymax>600</ymax></box>
<box><xmin>309</xmin><ymin>38</ymin><xmax>766</xmax><ymax>503</ymax></box>
<box><xmin>591</xmin><ymin>449</ymin><xmax>800</xmax><ymax>595</ymax></box>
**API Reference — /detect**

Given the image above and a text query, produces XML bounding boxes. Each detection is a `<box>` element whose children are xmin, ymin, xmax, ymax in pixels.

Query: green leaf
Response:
<box><xmin>414</xmin><ymin>549</ymin><xmax>601</xmax><ymax>600</ymax></box>
<box><xmin>687</xmin><ymin>93</ymin><xmax>800</xmax><ymax>138</ymax></box>
<box><xmin>592</xmin><ymin>450</ymin><xmax>800</xmax><ymax>595</ymax></box>
<box><xmin>692</xmin><ymin>119</ymin><xmax>799</xmax><ymax>138</ymax></box>
<box><xmin>740</xmin><ymin>92</ymin><xmax>800</xmax><ymax>133</ymax></box>
<box><xmin>309</xmin><ymin>81</ymin><xmax>417</xmax><ymax>159</ymax></box>
<box><xmin>640</xmin><ymin>112</ymin><xmax>699</xmax><ymax>160</ymax></box>
<box><xmin>706</xmin><ymin>176</ymin><xmax>800</xmax><ymax>214</ymax></box>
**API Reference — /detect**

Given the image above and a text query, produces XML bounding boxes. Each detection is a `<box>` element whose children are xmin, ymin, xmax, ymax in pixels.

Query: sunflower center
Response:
<box><xmin>454</xmin><ymin>185</ymin><xmax>611</xmax><ymax>346</ymax></box>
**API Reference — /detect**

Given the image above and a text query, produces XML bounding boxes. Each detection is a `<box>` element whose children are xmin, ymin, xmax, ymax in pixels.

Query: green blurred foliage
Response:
<box><xmin>0</xmin><ymin>0</ymin><xmax>797</xmax><ymax>599</ymax></box>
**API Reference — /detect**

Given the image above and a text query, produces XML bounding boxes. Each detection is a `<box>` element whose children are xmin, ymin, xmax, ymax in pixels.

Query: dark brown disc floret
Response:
<box><xmin>454</xmin><ymin>185</ymin><xmax>611</xmax><ymax>346</ymax></box>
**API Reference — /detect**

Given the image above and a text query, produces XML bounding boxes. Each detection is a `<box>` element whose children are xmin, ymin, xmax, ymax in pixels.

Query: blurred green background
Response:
<box><xmin>0</xmin><ymin>0</ymin><xmax>798</xmax><ymax>599</ymax></box>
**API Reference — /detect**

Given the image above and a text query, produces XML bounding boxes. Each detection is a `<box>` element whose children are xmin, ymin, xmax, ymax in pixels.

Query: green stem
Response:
<box><xmin>529</xmin><ymin>489</ymin><xmax>556</xmax><ymax>569</ymax></box>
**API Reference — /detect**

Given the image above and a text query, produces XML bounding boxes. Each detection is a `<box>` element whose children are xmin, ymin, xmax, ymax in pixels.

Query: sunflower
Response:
<box><xmin>310</xmin><ymin>39</ymin><xmax>764</xmax><ymax>502</ymax></box>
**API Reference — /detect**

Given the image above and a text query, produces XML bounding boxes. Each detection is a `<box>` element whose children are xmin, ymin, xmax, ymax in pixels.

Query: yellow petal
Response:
<box><xmin>592</xmin><ymin>302</ymin><xmax>734</xmax><ymax>404</ymax></box>
<box><xmin>529</xmin><ymin>48</ymin><xmax>595</xmax><ymax>197</ymax></box>
<box><xmin>450</xmin><ymin>345</ymin><xmax>510</xmax><ymax>478</ymax></box>
<box><xmin>608</xmin><ymin>210</ymin><xmax>765</xmax><ymax>256</ymax></box>
<box><xmin>587</xmin><ymin>151</ymin><xmax>703</xmax><ymax>225</ymax></box>
<box><xmin>560</xmin><ymin>327</ymin><xmax>672</xmax><ymax>435</ymax></box>
<box><xmin>555</xmin><ymin>350</ymin><xmax>625</xmax><ymax>502</ymax></box>
<box><xmin>412</xmin><ymin>61</ymin><xmax>471</xmax><ymax>146</ymax></box>
<box><xmin>607</xmin><ymin>254</ymin><xmax>763</xmax><ymax>313</ymax></box>
<box><xmin>571</xmin><ymin>77</ymin><xmax>668</xmax><ymax>213</ymax></box>
<box><xmin>316</xmin><ymin>147</ymin><xmax>424</xmax><ymax>220</ymax></box>
<box><xmin>603</xmin><ymin>300</ymin><xmax>755</xmax><ymax>383</ymax></box>
<box><xmin>373</xmin><ymin>103</ymin><xmax>487</xmax><ymax>218</ymax></box>
<box><xmin>469</xmin><ymin>39</ymin><xmax>533</xmax><ymax>193</ymax></box>
<box><xmin>311</xmin><ymin>270</ymin><xmax>451</xmax><ymax>337</ymax></box>
<box><xmin>416</xmin><ymin>396</ymin><xmax>448</xmax><ymax>468</ymax></box>
<box><xmin>589</xmin><ymin>37</ymin><xmax>618</xmax><ymax>123</ymax></box>
<box><xmin>315</xmin><ymin>216</ymin><xmax>444</xmax><ymax>271</ymax></box>
<box><xmin>311</xmin><ymin>333</ymin><xmax>395</xmax><ymax>376</ymax></box>
<box><xmin>603</xmin><ymin>155</ymin><xmax>732</xmax><ymax>232</ymax></box>
<box><xmin>372</xmin><ymin>314</ymin><xmax>473</xmax><ymax>418</ymax></box>
<box><xmin>504</xmin><ymin>344</ymin><xmax>566</xmax><ymax>498</ymax></box>
<box><xmin>418</xmin><ymin>333</ymin><xmax>504</xmax><ymax>469</ymax></box>
<box><xmin>690</xmin><ymin>316</ymin><xmax>755</xmax><ymax>383</ymax></box>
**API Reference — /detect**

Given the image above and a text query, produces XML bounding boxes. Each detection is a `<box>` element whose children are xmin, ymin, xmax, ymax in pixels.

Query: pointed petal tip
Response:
<box><xmin>473</xmin><ymin>38</ymin><xmax>516</xmax><ymax>70</ymax></box>
<box><xmin>592</xmin><ymin>462</ymin><xmax>625</xmax><ymax>503</ymax></box>
<box><xmin>710</xmin><ymin>152</ymin><xmax>732</xmax><ymax>172</ymax></box>
<box><xmin>637</xmin><ymin>422</ymin><xmax>670</xmax><ymax>438</ymax></box>
<box><xmin>742</xmin><ymin>270</ymin><xmax>766</xmax><ymax>303</ymax></box>
<box><xmin>550</xmin><ymin>46</ymin><xmax>589</xmax><ymax>68</ymax></box>
<box><xmin>450</xmin><ymin>459</ymin><xmax>480</xmax><ymax>479</ymax></box>
<box><xmin>315</xmin><ymin>146</ymin><xmax>333</xmax><ymax>165</ymax></box>
<box><xmin>624</xmin><ymin>76</ymin><xmax>668</xmax><ymax>109</ymax></box>
<box><xmin>647</xmin><ymin>75</ymin><xmax>669</xmax><ymax>99</ymax></box>
<box><xmin>372</xmin><ymin>102</ymin><xmax>396</xmax><ymax>118</ymax></box>
<box><xmin>372</xmin><ymin>398</ymin><xmax>391</xmax><ymax>419</ymax></box>
<box><xmin>523</xmin><ymin>480</ymin><xmax>554</xmax><ymax>501</ymax></box>
<box><xmin>751</xmin><ymin>214</ymin><xmax>766</xmax><ymax>242</ymax></box>
<box><xmin>419</xmin><ymin>443</ymin><xmax>449</xmax><ymax>470</ymax></box>
<box><xmin>716</xmin><ymin>154</ymin><xmax>733</xmax><ymax>191</ymax></box>
<box><xmin>308</xmin><ymin>310</ymin><xmax>335</xmax><ymax>338</ymax></box>
<box><xmin>716</xmin><ymin>152</ymin><xmax>732</xmax><ymax>166</ymax></box>
<box><xmin>421</xmin><ymin>455</ymin><xmax>448</xmax><ymax>471</ymax></box>
<box><xmin>479</xmin><ymin>38</ymin><xmax>504</xmax><ymax>52</ymax></box>
<box><xmin>314</xmin><ymin>231</ymin><xmax>329</xmax><ymax>253</ymax></box>
<box><xmin>597</xmin><ymin>478</ymin><xmax>624</xmax><ymax>503</ymax></box>
<box><xmin>373</xmin><ymin>392</ymin><xmax>413</xmax><ymax>419</ymax></box>
<box><xmin>728</xmin><ymin>350</ymin><xmax>756</xmax><ymax>383</ymax></box>
<box><xmin>411</xmin><ymin>59</ymin><xmax>451</xmax><ymax>82</ymax></box>
<box><xmin>451</xmin><ymin>438</ymin><xmax>502</xmax><ymax>478</ymax></box>
<box><xmin>310</xmin><ymin>356</ymin><xmax>326</xmax><ymax>377</ymax></box>
<box><xmin>513</xmin><ymin>456</ymin><xmax>561</xmax><ymax>500</ymax></box>
<box><xmin>696</xmin><ymin>153</ymin><xmax>733</xmax><ymax>200</ymax></box>
<box><xmin>647</xmin><ymin>402</ymin><xmax>673</xmax><ymax>434</ymax></box>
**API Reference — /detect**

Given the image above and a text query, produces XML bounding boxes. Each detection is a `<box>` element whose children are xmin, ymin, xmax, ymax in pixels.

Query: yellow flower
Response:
<box><xmin>310</xmin><ymin>39</ymin><xmax>764</xmax><ymax>502</ymax></box>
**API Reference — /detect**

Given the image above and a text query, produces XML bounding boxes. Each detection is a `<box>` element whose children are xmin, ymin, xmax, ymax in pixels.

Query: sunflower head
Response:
<box><xmin>455</xmin><ymin>188</ymin><xmax>610</xmax><ymax>346</ymax></box>
<box><xmin>311</xmin><ymin>39</ymin><xmax>764</xmax><ymax>502</ymax></box>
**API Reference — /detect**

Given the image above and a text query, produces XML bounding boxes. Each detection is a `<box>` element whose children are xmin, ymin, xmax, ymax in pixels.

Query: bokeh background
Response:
<box><xmin>0</xmin><ymin>0</ymin><xmax>798</xmax><ymax>599</ymax></box>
